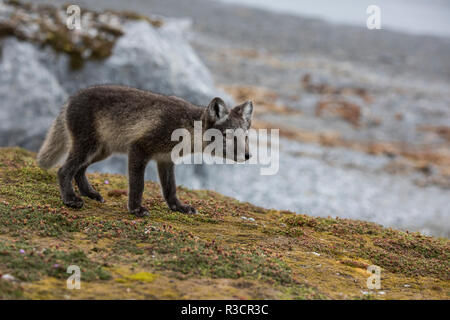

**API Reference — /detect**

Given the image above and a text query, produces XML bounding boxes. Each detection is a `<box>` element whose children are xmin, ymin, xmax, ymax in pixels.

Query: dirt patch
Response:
<box><xmin>316</xmin><ymin>99</ymin><xmax>362</xmax><ymax>128</ymax></box>
<box><xmin>223</xmin><ymin>85</ymin><xmax>302</xmax><ymax>116</ymax></box>
<box><xmin>0</xmin><ymin>147</ymin><xmax>448</xmax><ymax>299</ymax></box>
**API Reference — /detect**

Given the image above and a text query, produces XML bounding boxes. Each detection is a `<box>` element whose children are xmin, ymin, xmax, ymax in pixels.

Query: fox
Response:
<box><xmin>37</xmin><ymin>85</ymin><xmax>253</xmax><ymax>217</ymax></box>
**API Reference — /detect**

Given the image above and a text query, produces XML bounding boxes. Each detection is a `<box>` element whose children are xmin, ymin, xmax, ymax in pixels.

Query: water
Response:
<box><xmin>217</xmin><ymin>0</ymin><xmax>450</xmax><ymax>38</ymax></box>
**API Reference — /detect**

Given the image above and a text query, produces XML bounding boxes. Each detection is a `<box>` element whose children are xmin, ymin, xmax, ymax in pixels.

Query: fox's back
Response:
<box><xmin>65</xmin><ymin>85</ymin><xmax>202</xmax><ymax>153</ymax></box>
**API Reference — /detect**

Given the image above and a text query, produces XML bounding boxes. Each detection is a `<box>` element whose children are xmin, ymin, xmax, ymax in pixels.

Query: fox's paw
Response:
<box><xmin>130</xmin><ymin>206</ymin><xmax>150</xmax><ymax>218</ymax></box>
<box><xmin>82</xmin><ymin>191</ymin><xmax>105</xmax><ymax>203</ymax></box>
<box><xmin>63</xmin><ymin>196</ymin><xmax>84</xmax><ymax>209</ymax></box>
<box><xmin>170</xmin><ymin>203</ymin><xmax>197</xmax><ymax>215</ymax></box>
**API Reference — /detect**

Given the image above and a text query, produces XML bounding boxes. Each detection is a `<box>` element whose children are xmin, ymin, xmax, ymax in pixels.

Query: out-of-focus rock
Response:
<box><xmin>419</xmin><ymin>126</ymin><xmax>450</xmax><ymax>143</ymax></box>
<box><xmin>301</xmin><ymin>73</ymin><xmax>373</xmax><ymax>103</ymax></box>
<box><xmin>55</xmin><ymin>19</ymin><xmax>224</xmax><ymax>106</ymax></box>
<box><xmin>0</xmin><ymin>1</ymin><xmax>231</xmax><ymax>151</ymax></box>
<box><xmin>0</xmin><ymin>38</ymin><xmax>66</xmax><ymax>150</ymax></box>
<box><xmin>223</xmin><ymin>85</ymin><xmax>301</xmax><ymax>116</ymax></box>
<box><xmin>316</xmin><ymin>99</ymin><xmax>362</xmax><ymax>128</ymax></box>
<box><xmin>0</xmin><ymin>273</ymin><xmax>17</xmax><ymax>282</ymax></box>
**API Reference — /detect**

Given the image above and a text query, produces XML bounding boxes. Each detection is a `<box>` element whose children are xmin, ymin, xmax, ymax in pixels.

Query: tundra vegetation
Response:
<box><xmin>0</xmin><ymin>147</ymin><xmax>448</xmax><ymax>299</ymax></box>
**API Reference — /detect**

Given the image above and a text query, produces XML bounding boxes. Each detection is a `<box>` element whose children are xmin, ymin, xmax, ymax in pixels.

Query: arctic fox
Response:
<box><xmin>37</xmin><ymin>85</ymin><xmax>253</xmax><ymax>217</ymax></box>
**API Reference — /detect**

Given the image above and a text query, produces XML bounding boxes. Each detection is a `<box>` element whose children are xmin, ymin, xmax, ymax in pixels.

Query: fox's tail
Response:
<box><xmin>37</xmin><ymin>104</ymin><xmax>69</xmax><ymax>169</ymax></box>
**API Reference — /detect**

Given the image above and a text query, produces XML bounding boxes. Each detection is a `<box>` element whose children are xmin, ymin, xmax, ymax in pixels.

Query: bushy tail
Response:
<box><xmin>37</xmin><ymin>105</ymin><xmax>69</xmax><ymax>169</ymax></box>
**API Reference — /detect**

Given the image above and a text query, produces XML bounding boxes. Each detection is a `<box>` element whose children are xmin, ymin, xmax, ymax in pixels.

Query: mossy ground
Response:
<box><xmin>0</xmin><ymin>147</ymin><xmax>448</xmax><ymax>299</ymax></box>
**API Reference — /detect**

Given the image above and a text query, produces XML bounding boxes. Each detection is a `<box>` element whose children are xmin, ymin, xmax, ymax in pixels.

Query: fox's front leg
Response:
<box><xmin>127</xmin><ymin>145</ymin><xmax>150</xmax><ymax>217</ymax></box>
<box><xmin>157</xmin><ymin>161</ymin><xmax>197</xmax><ymax>214</ymax></box>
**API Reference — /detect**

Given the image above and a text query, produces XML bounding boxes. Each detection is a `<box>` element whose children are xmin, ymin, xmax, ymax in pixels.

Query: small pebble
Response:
<box><xmin>1</xmin><ymin>274</ymin><xmax>17</xmax><ymax>282</ymax></box>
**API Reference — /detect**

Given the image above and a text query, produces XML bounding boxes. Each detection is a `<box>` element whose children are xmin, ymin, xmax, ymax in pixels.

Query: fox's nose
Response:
<box><xmin>245</xmin><ymin>153</ymin><xmax>251</xmax><ymax>160</ymax></box>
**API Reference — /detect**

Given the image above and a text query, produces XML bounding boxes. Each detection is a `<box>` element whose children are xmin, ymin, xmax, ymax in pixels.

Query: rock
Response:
<box><xmin>1</xmin><ymin>273</ymin><xmax>17</xmax><ymax>282</ymax></box>
<box><xmin>0</xmin><ymin>38</ymin><xmax>66</xmax><ymax>150</ymax></box>
<box><xmin>316</xmin><ymin>98</ymin><xmax>362</xmax><ymax>128</ymax></box>
<box><xmin>57</xmin><ymin>19</ymin><xmax>226</xmax><ymax>106</ymax></box>
<box><xmin>0</xmin><ymin>2</ymin><xmax>231</xmax><ymax>151</ymax></box>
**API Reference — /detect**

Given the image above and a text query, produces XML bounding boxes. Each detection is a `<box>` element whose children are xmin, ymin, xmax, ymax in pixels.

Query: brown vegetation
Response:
<box><xmin>223</xmin><ymin>85</ymin><xmax>302</xmax><ymax>116</ymax></box>
<box><xmin>316</xmin><ymin>99</ymin><xmax>362</xmax><ymax>128</ymax></box>
<box><xmin>0</xmin><ymin>148</ymin><xmax>448</xmax><ymax>299</ymax></box>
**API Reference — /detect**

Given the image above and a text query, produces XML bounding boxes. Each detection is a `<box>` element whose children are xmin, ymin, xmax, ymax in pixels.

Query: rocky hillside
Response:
<box><xmin>0</xmin><ymin>0</ymin><xmax>230</xmax><ymax>150</ymax></box>
<box><xmin>0</xmin><ymin>147</ymin><xmax>448</xmax><ymax>299</ymax></box>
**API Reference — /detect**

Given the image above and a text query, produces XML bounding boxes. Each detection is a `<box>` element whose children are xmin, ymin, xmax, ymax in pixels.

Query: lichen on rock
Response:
<box><xmin>0</xmin><ymin>0</ymin><xmax>162</xmax><ymax>69</ymax></box>
<box><xmin>0</xmin><ymin>0</ymin><xmax>231</xmax><ymax>152</ymax></box>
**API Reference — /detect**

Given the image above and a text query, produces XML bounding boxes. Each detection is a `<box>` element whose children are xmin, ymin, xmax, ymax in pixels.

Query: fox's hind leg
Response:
<box><xmin>58</xmin><ymin>144</ymin><xmax>100</xmax><ymax>209</ymax></box>
<box><xmin>74</xmin><ymin>149</ymin><xmax>109</xmax><ymax>203</ymax></box>
<box><xmin>58</xmin><ymin>150</ymin><xmax>88</xmax><ymax>209</ymax></box>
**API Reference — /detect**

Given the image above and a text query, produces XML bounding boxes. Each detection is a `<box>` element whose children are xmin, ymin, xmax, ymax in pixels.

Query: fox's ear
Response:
<box><xmin>234</xmin><ymin>101</ymin><xmax>253</xmax><ymax>123</ymax></box>
<box><xmin>206</xmin><ymin>97</ymin><xmax>228</xmax><ymax>124</ymax></box>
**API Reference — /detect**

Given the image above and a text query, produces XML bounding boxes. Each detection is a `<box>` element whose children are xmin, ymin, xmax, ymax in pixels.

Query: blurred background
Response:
<box><xmin>0</xmin><ymin>0</ymin><xmax>449</xmax><ymax>237</ymax></box>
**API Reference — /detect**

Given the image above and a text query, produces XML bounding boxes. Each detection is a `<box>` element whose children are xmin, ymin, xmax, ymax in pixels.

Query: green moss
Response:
<box><xmin>0</xmin><ymin>147</ymin><xmax>448</xmax><ymax>299</ymax></box>
<box><xmin>0</xmin><ymin>204</ymin><xmax>79</xmax><ymax>238</ymax></box>
<box><xmin>281</xmin><ymin>214</ymin><xmax>450</xmax><ymax>280</ymax></box>
<box><xmin>115</xmin><ymin>271</ymin><xmax>158</xmax><ymax>283</ymax></box>
<box><xmin>106</xmin><ymin>10</ymin><xmax>164</xmax><ymax>28</ymax></box>
<box><xmin>0</xmin><ymin>279</ymin><xmax>24</xmax><ymax>299</ymax></box>
<box><xmin>0</xmin><ymin>239</ymin><xmax>111</xmax><ymax>282</ymax></box>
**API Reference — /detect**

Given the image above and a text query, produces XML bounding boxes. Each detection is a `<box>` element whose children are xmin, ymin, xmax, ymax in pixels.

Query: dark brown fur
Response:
<box><xmin>37</xmin><ymin>85</ymin><xmax>253</xmax><ymax>217</ymax></box>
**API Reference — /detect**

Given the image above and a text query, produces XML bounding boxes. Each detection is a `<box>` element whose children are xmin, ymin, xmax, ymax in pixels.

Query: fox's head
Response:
<box><xmin>202</xmin><ymin>97</ymin><xmax>253</xmax><ymax>162</ymax></box>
